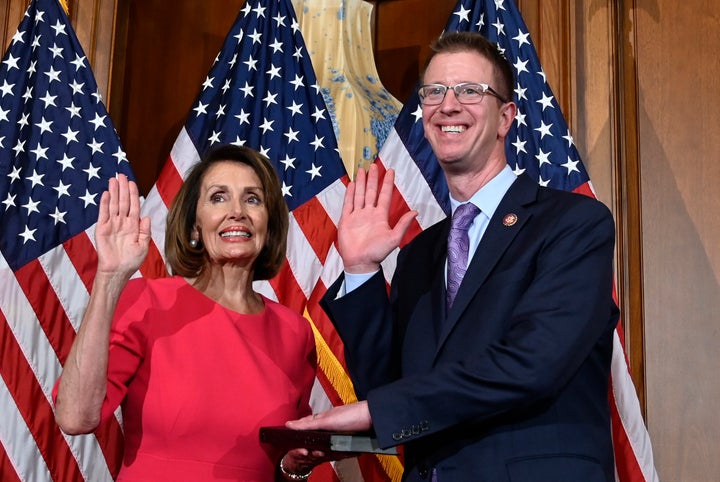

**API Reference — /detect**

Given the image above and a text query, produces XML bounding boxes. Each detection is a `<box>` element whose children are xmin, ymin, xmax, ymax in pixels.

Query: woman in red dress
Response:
<box><xmin>55</xmin><ymin>145</ymin><xmax>323</xmax><ymax>481</ymax></box>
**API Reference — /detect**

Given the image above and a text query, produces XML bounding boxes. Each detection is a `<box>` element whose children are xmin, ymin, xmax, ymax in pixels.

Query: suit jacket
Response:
<box><xmin>321</xmin><ymin>174</ymin><xmax>619</xmax><ymax>482</ymax></box>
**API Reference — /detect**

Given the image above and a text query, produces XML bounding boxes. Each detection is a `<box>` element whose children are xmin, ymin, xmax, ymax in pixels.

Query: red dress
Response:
<box><xmin>100</xmin><ymin>276</ymin><xmax>316</xmax><ymax>481</ymax></box>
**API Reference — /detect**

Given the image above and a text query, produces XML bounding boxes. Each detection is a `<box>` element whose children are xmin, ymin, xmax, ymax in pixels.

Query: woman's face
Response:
<box><xmin>193</xmin><ymin>161</ymin><xmax>269</xmax><ymax>269</ymax></box>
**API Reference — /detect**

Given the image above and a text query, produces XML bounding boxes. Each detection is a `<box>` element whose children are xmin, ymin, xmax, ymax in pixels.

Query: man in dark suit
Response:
<box><xmin>287</xmin><ymin>31</ymin><xmax>617</xmax><ymax>482</ymax></box>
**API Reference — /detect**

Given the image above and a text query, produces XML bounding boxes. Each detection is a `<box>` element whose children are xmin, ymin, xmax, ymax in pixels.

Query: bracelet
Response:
<box><xmin>279</xmin><ymin>456</ymin><xmax>312</xmax><ymax>481</ymax></box>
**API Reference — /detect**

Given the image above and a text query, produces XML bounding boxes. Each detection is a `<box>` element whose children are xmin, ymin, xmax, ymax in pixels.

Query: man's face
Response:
<box><xmin>421</xmin><ymin>51</ymin><xmax>511</xmax><ymax>174</ymax></box>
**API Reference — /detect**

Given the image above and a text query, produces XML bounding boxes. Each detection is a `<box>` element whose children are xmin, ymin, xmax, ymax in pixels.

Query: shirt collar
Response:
<box><xmin>449</xmin><ymin>165</ymin><xmax>517</xmax><ymax>220</ymax></box>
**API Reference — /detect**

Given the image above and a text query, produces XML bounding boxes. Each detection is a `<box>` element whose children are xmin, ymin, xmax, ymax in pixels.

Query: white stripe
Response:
<box><xmin>0</xmin><ymin>376</ymin><xmax>51</xmax><ymax>482</ymax></box>
<box><xmin>315</xmin><ymin>178</ymin><xmax>345</xmax><ymax>227</ymax></box>
<box><xmin>0</xmin><ymin>251</ymin><xmax>114</xmax><ymax>482</ymax></box>
<box><xmin>286</xmin><ymin>213</ymin><xmax>324</xmax><ymax>299</ymax></box>
<box><xmin>170</xmin><ymin>127</ymin><xmax>202</xmax><ymax>178</ymax></box>
<box><xmin>611</xmin><ymin>332</ymin><xmax>659</xmax><ymax>482</ymax></box>
<box><xmin>38</xmin><ymin>246</ymin><xmax>90</xmax><ymax>331</ymax></box>
<box><xmin>377</xmin><ymin>131</ymin><xmax>446</xmax><ymax>228</ymax></box>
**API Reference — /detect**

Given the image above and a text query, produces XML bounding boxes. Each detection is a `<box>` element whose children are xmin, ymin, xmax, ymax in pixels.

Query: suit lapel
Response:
<box><xmin>436</xmin><ymin>175</ymin><xmax>539</xmax><ymax>352</ymax></box>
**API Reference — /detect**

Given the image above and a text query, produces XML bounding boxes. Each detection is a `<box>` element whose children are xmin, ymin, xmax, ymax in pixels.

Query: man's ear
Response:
<box><xmin>498</xmin><ymin>101</ymin><xmax>517</xmax><ymax>137</ymax></box>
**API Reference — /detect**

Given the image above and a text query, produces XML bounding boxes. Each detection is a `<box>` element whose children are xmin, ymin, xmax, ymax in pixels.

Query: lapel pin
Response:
<box><xmin>503</xmin><ymin>213</ymin><xmax>518</xmax><ymax>226</ymax></box>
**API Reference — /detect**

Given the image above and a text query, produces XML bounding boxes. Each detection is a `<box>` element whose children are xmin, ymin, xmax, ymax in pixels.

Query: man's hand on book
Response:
<box><xmin>286</xmin><ymin>400</ymin><xmax>372</xmax><ymax>432</ymax></box>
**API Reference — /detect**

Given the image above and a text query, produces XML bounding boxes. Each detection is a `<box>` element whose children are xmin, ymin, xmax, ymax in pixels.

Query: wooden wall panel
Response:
<box><xmin>632</xmin><ymin>0</ymin><xmax>720</xmax><ymax>479</ymax></box>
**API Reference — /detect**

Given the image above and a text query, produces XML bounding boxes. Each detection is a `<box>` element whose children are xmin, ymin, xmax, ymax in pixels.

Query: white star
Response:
<box><xmin>87</xmin><ymin>139</ymin><xmax>104</xmax><ymax>154</ymax></box>
<box><xmin>289</xmin><ymin>74</ymin><xmax>304</xmax><ymax>91</ymax></box>
<box><xmin>57</xmin><ymin>154</ymin><xmax>75</xmax><ymax>171</ymax></box>
<box><xmin>30</xmin><ymin>144</ymin><xmax>49</xmax><ymax>160</ymax></box>
<box><xmin>248</xmin><ymin>29</ymin><xmax>262</xmax><ymax>44</ymax></box>
<box><xmin>5</xmin><ymin>53</ymin><xmax>20</xmax><ymax>70</ymax></box>
<box><xmin>49</xmin><ymin>42</ymin><xmax>63</xmax><ymax>58</ymax></box>
<box><xmin>208</xmin><ymin>130</ymin><xmax>222</xmax><ymax>144</ymax></box>
<box><xmin>280</xmin><ymin>155</ymin><xmax>296</xmax><ymax>170</ymax></box>
<box><xmin>0</xmin><ymin>136</ymin><xmax>4</xmax><ymax>148</ymax></box>
<box><xmin>492</xmin><ymin>20</ymin><xmax>505</xmax><ymax>36</ymax></box>
<box><xmin>45</xmin><ymin>66</ymin><xmax>62</xmax><ymax>83</ymax></box>
<box><xmin>536</xmin><ymin>148</ymin><xmax>551</xmax><ymax>166</ymax></box>
<box><xmin>19</xmin><ymin>226</ymin><xmax>37</xmax><ymax>244</ymax></box>
<box><xmin>22</xmin><ymin>86</ymin><xmax>33</xmax><ymax>102</ymax></box>
<box><xmin>562</xmin><ymin>156</ymin><xmax>580</xmax><ymax>175</ymax></box>
<box><xmin>51</xmin><ymin>19</ymin><xmax>67</xmax><ymax>35</ymax></box>
<box><xmin>514</xmin><ymin>110</ymin><xmax>527</xmax><ymax>127</ymax></box>
<box><xmin>244</xmin><ymin>55</ymin><xmax>258</xmax><ymax>71</ymax></box>
<box><xmin>66</xmin><ymin>102</ymin><xmax>81</xmax><ymax>118</ymax></box>
<box><xmin>562</xmin><ymin>130</ymin><xmax>575</xmax><ymax>147</ymax></box>
<box><xmin>113</xmin><ymin>147</ymin><xmax>128</xmax><ymax>164</ymax></box>
<box><xmin>9</xmin><ymin>165</ymin><xmax>21</xmax><ymax>182</ymax></box>
<box><xmin>215</xmin><ymin>104</ymin><xmax>226</xmax><ymax>119</ymax></box>
<box><xmin>281</xmin><ymin>181</ymin><xmax>292</xmax><ymax>197</ymax></box>
<box><xmin>512</xmin><ymin>138</ymin><xmax>527</xmax><ymax>154</ymax></box>
<box><xmin>287</xmin><ymin>101</ymin><xmax>303</xmax><ymax>116</ymax></box>
<box><xmin>202</xmin><ymin>76</ymin><xmax>214</xmax><ymax>90</ymax></box>
<box><xmin>252</xmin><ymin>4</ymin><xmax>266</xmax><ymax>17</ymax></box>
<box><xmin>11</xmin><ymin>30</ymin><xmax>25</xmax><ymax>45</ymax></box>
<box><xmin>266</xmin><ymin>64</ymin><xmax>282</xmax><ymax>80</ymax></box>
<box><xmin>239</xmin><ymin>82</ymin><xmax>254</xmax><ymax>97</ymax></box>
<box><xmin>12</xmin><ymin>139</ymin><xmax>25</xmax><ymax>156</ymax></box>
<box><xmin>273</xmin><ymin>13</ymin><xmax>286</xmax><ymax>27</ymax></box>
<box><xmin>536</xmin><ymin>92</ymin><xmax>554</xmax><ymax>111</ymax></box>
<box><xmin>36</xmin><ymin>117</ymin><xmax>53</xmax><ymax>135</ymax></box>
<box><xmin>80</xmin><ymin>189</ymin><xmax>98</xmax><ymax>207</ymax></box>
<box><xmin>310</xmin><ymin>135</ymin><xmax>325</xmax><ymax>151</ymax></box>
<box><xmin>291</xmin><ymin>18</ymin><xmax>300</xmax><ymax>34</ymax></box>
<box><xmin>0</xmin><ymin>107</ymin><xmax>10</xmax><ymax>122</ymax></box>
<box><xmin>538</xmin><ymin>69</ymin><xmax>547</xmax><ymax>83</ymax></box>
<box><xmin>538</xmin><ymin>175</ymin><xmax>550</xmax><ymax>187</ymax></box>
<box><xmin>40</xmin><ymin>91</ymin><xmax>57</xmax><ymax>108</ymax></box>
<box><xmin>90</xmin><ymin>113</ymin><xmax>106</xmax><ymax>130</ymax></box>
<box><xmin>311</xmin><ymin>107</ymin><xmax>326</xmax><ymax>122</ymax></box>
<box><xmin>514</xmin><ymin>84</ymin><xmax>527</xmax><ymax>101</ymax></box>
<box><xmin>221</xmin><ymin>79</ymin><xmax>231</xmax><ymax>93</ymax></box>
<box><xmin>2</xmin><ymin>193</ymin><xmax>16</xmax><ymax>211</ymax></box>
<box><xmin>50</xmin><ymin>207</ymin><xmax>67</xmax><ymax>225</ymax></box>
<box><xmin>475</xmin><ymin>13</ymin><xmax>485</xmax><ymax>30</ymax></box>
<box><xmin>193</xmin><ymin>101</ymin><xmax>208</xmax><ymax>116</ymax></box>
<box><xmin>494</xmin><ymin>0</ymin><xmax>506</xmax><ymax>10</ymax></box>
<box><xmin>235</xmin><ymin>108</ymin><xmax>250</xmax><ymax>125</ymax></box>
<box><xmin>84</xmin><ymin>163</ymin><xmax>101</xmax><ymax>180</ymax></box>
<box><xmin>22</xmin><ymin>197</ymin><xmax>41</xmax><ymax>215</ymax></box>
<box><xmin>306</xmin><ymin>163</ymin><xmax>322</xmax><ymax>179</ymax></box>
<box><xmin>453</xmin><ymin>5</ymin><xmax>471</xmax><ymax>23</ymax></box>
<box><xmin>513</xmin><ymin>57</ymin><xmax>529</xmax><ymax>75</ymax></box>
<box><xmin>513</xmin><ymin>30</ymin><xmax>531</xmax><ymax>48</ymax></box>
<box><xmin>259</xmin><ymin>146</ymin><xmax>271</xmax><ymax>158</ymax></box>
<box><xmin>259</xmin><ymin>117</ymin><xmax>274</xmax><ymax>133</ymax></box>
<box><xmin>53</xmin><ymin>180</ymin><xmax>71</xmax><ymax>198</ymax></box>
<box><xmin>0</xmin><ymin>80</ymin><xmax>14</xmax><ymax>97</ymax></box>
<box><xmin>70</xmin><ymin>53</ymin><xmax>86</xmax><ymax>70</ymax></box>
<box><xmin>292</xmin><ymin>46</ymin><xmax>303</xmax><ymax>61</ymax></box>
<box><xmin>92</xmin><ymin>90</ymin><xmax>103</xmax><ymax>103</ymax></box>
<box><xmin>284</xmin><ymin>128</ymin><xmax>299</xmax><ymax>143</ymax></box>
<box><xmin>534</xmin><ymin>120</ymin><xmax>553</xmax><ymax>139</ymax></box>
<box><xmin>263</xmin><ymin>91</ymin><xmax>278</xmax><ymax>107</ymax></box>
<box><xmin>28</xmin><ymin>60</ymin><xmax>37</xmax><ymax>74</ymax></box>
<box><xmin>269</xmin><ymin>38</ymin><xmax>283</xmax><ymax>54</ymax></box>
<box><xmin>512</xmin><ymin>164</ymin><xmax>526</xmax><ymax>176</ymax></box>
<box><xmin>31</xmin><ymin>35</ymin><xmax>41</xmax><ymax>49</ymax></box>
<box><xmin>69</xmin><ymin>79</ymin><xmax>84</xmax><ymax>94</ymax></box>
<box><xmin>27</xmin><ymin>169</ymin><xmax>45</xmax><ymax>187</ymax></box>
<box><xmin>228</xmin><ymin>54</ymin><xmax>237</xmax><ymax>68</ymax></box>
<box><xmin>231</xmin><ymin>136</ymin><xmax>246</xmax><ymax>146</ymax></box>
<box><xmin>412</xmin><ymin>105</ymin><xmax>423</xmax><ymax>123</ymax></box>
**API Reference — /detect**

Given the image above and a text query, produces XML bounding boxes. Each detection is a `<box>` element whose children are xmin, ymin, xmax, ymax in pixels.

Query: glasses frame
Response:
<box><xmin>418</xmin><ymin>82</ymin><xmax>509</xmax><ymax>106</ymax></box>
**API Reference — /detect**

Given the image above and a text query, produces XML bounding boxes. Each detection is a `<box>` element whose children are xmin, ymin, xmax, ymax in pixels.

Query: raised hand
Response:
<box><xmin>94</xmin><ymin>174</ymin><xmax>151</xmax><ymax>279</ymax></box>
<box><xmin>337</xmin><ymin>165</ymin><xmax>417</xmax><ymax>273</ymax></box>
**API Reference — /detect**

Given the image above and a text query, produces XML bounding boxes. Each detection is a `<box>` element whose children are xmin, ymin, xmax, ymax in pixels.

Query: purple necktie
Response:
<box><xmin>446</xmin><ymin>202</ymin><xmax>481</xmax><ymax>310</ymax></box>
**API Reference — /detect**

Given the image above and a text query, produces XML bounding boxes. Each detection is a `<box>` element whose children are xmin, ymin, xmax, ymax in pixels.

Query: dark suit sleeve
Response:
<box><xmin>365</xmin><ymin>197</ymin><xmax>618</xmax><ymax>449</ymax></box>
<box><xmin>321</xmin><ymin>271</ymin><xmax>401</xmax><ymax>399</ymax></box>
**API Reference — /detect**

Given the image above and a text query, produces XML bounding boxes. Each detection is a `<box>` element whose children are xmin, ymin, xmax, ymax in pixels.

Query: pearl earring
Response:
<box><xmin>189</xmin><ymin>239</ymin><xmax>198</xmax><ymax>248</ymax></box>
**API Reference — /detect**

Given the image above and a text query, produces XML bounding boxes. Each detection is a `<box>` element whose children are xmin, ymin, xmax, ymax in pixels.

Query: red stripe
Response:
<box><xmin>156</xmin><ymin>156</ymin><xmax>184</xmax><ymax>209</ymax></box>
<box><xmin>313</xmin><ymin>364</ymin><xmax>344</xmax><ymax>408</ymax></box>
<box><xmin>292</xmin><ymin>197</ymin><xmax>336</xmax><ymax>264</ymax></box>
<box><xmin>0</xmin><ymin>440</ymin><xmax>22</xmax><ymax>482</ymax></box>
<box><xmin>140</xmin><ymin>239</ymin><xmax>169</xmax><ymax>279</ymax></box>
<box><xmin>0</xmin><ymin>312</ymin><xmax>84</xmax><ymax>482</ymax></box>
<box><xmin>269</xmin><ymin>260</ymin><xmax>309</xmax><ymax>314</ymax></box>
<box><xmin>14</xmin><ymin>259</ymin><xmax>124</xmax><ymax>479</ymax></box>
<box><xmin>63</xmin><ymin>232</ymin><xmax>99</xmax><ymax>293</ymax></box>
<box><xmin>571</xmin><ymin>181</ymin><xmax>596</xmax><ymax>199</ymax></box>
<box><xmin>609</xmin><ymin>384</ymin><xmax>645</xmax><ymax>482</ymax></box>
<box><xmin>307</xmin><ymin>284</ymin><xmax>348</xmax><ymax>371</ymax></box>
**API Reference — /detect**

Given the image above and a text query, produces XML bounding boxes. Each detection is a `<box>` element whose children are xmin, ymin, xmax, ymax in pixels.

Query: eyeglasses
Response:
<box><xmin>418</xmin><ymin>82</ymin><xmax>509</xmax><ymax>106</ymax></box>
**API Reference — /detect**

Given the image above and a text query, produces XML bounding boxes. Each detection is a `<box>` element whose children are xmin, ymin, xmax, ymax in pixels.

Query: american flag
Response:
<box><xmin>374</xmin><ymin>1</ymin><xmax>659</xmax><ymax>481</ymax></box>
<box><xmin>138</xmin><ymin>0</ymin><xmax>400</xmax><ymax>480</ymax></box>
<box><xmin>0</xmin><ymin>0</ymin><xmax>127</xmax><ymax>481</ymax></box>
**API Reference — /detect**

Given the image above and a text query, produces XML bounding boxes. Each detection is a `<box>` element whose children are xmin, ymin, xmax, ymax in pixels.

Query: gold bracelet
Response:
<box><xmin>279</xmin><ymin>456</ymin><xmax>312</xmax><ymax>481</ymax></box>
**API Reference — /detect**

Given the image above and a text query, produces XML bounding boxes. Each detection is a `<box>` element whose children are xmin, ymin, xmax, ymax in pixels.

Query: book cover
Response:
<box><xmin>259</xmin><ymin>426</ymin><xmax>398</xmax><ymax>455</ymax></box>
